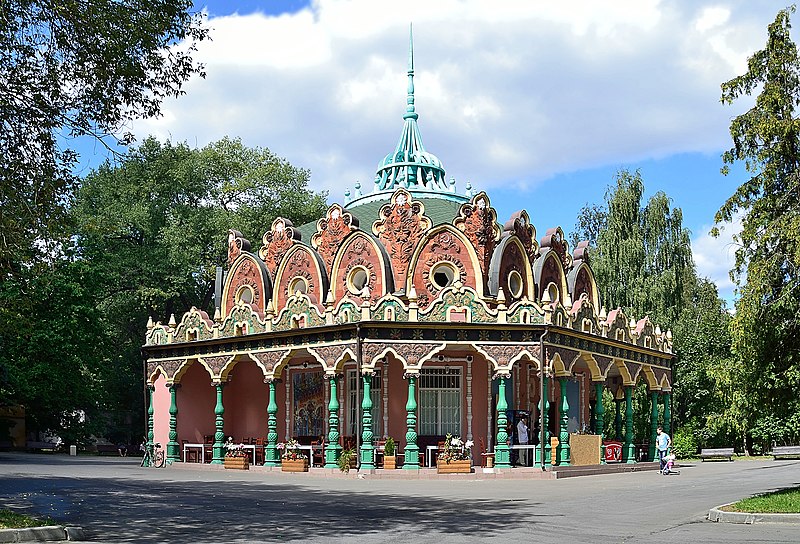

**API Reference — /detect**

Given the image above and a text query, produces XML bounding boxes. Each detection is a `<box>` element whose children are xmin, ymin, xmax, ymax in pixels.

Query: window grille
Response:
<box><xmin>419</xmin><ymin>367</ymin><xmax>462</xmax><ymax>436</ymax></box>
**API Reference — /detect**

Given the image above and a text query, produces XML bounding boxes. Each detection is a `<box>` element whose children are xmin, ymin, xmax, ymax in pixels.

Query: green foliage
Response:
<box><xmin>0</xmin><ymin>0</ymin><xmax>208</xmax><ymax>276</ymax></box>
<box><xmin>66</xmin><ymin>136</ymin><xmax>327</xmax><ymax>440</ymax></box>
<box><xmin>0</xmin><ymin>509</ymin><xmax>56</xmax><ymax>529</ymax></box>
<box><xmin>671</xmin><ymin>424</ymin><xmax>699</xmax><ymax>459</ymax></box>
<box><xmin>715</xmin><ymin>5</ymin><xmax>800</xmax><ymax>448</ymax></box>
<box><xmin>728</xmin><ymin>486</ymin><xmax>800</xmax><ymax>514</ymax></box>
<box><xmin>590</xmin><ymin>169</ymin><xmax>693</xmax><ymax>326</ymax></box>
<box><xmin>384</xmin><ymin>437</ymin><xmax>396</xmax><ymax>457</ymax></box>
<box><xmin>338</xmin><ymin>448</ymin><xmax>355</xmax><ymax>473</ymax></box>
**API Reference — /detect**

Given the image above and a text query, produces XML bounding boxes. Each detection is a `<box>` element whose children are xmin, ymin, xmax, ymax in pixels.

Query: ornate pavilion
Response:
<box><xmin>142</xmin><ymin>33</ymin><xmax>674</xmax><ymax>472</ymax></box>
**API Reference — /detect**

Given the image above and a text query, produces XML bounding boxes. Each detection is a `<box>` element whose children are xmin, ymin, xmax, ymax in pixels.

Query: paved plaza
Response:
<box><xmin>0</xmin><ymin>453</ymin><xmax>798</xmax><ymax>543</ymax></box>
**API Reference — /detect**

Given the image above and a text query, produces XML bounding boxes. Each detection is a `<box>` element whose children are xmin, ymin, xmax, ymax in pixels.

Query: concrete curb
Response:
<box><xmin>0</xmin><ymin>525</ymin><xmax>85</xmax><ymax>542</ymax></box>
<box><xmin>708</xmin><ymin>504</ymin><xmax>800</xmax><ymax>524</ymax></box>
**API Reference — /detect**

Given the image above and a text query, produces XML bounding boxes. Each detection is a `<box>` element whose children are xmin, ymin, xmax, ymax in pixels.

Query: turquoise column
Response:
<box><xmin>144</xmin><ymin>385</ymin><xmax>154</xmax><ymax>467</ymax></box>
<box><xmin>649</xmin><ymin>391</ymin><xmax>660</xmax><ymax>462</ymax></box>
<box><xmin>211</xmin><ymin>383</ymin><xmax>225</xmax><ymax>464</ymax></box>
<box><xmin>535</xmin><ymin>374</ymin><xmax>550</xmax><ymax>466</ymax></box>
<box><xmin>663</xmin><ymin>392</ymin><xmax>672</xmax><ymax>436</ymax></box>
<box><xmin>594</xmin><ymin>381</ymin><xmax>605</xmax><ymax>464</ymax></box>
<box><xmin>623</xmin><ymin>385</ymin><xmax>635</xmax><ymax>463</ymax></box>
<box><xmin>614</xmin><ymin>398</ymin><xmax>622</xmax><ymax>440</ymax></box>
<box><xmin>324</xmin><ymin>374</ymin><xmax>342</xmax><ymax>468</ymax></box>
<box><xmin>494</xmin><ymin>374</ymin><xmax>511</xmax><ymax>468</ymax></box>
<box><xmin>264</xmin><ymin>379</ymin><xmax>279</xmax><ymax>466</ymax></box>
<box><xmin>543</xmin><ymin>374</ymin><xmax>550</xmax><ymax>465</ymax></box>
<box><xmin>359</xmin><ymin>372</ymin><xmax>375</xmax><ymax>470</ymax></box>
<box><xmin>167</xmin><ymin>384</ymin><xmax>179</xmax><ymax>463</ymax></box>
<box><xmin>403</xmin><ymin>373</ymin><xmax>419</xmax><ymax>470</ymax></box>
<box><xmin>556</xmin><ymin>377</ymin><xmax>571</xmax><ymax>466</ymax></box>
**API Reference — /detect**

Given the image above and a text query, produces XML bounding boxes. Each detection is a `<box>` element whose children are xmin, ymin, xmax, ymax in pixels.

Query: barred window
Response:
<box><xmin>419</xmin><ymin>367</ymin><xmax>461</xmax><ymax>436</ymax></box>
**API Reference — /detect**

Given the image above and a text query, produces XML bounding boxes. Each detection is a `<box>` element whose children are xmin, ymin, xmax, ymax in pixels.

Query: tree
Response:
<box><xmin>590</xmin><ymin>169</ymin><xmax>693</xmax><ymax>325</ymax></box>
<box><xmin>569</xmin><ymin>203</ymin><xmax>607</xmax><ymax>249</ymax></box>
<box><xmin>65</xmin><ymin>137</ymin><xmax>328</xmax><ymax>440</ymax></box>
<box><xmin>714</xmin><ymin>5</ymin><xmax>800</xmax><ymax>448</ymax></box>
<box><xmin>0</xmin><ymin>1</ymin><xmax>208</xmax><ymax>275</ymax></box>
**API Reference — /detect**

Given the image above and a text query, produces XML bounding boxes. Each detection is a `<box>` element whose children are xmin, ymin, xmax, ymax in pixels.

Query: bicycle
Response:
<box><xmin>140</xmin><ymin>442</ymin><xmax>165</xmax><ymax>468</ymax></box>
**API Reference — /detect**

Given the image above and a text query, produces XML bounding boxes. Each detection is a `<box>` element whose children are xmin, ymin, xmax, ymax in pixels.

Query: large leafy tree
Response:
<box><xmin>0</xmin><ymin>1</ymin><xmax>208</xmax><ymax>275</ymax></box>
<box><xmin>714</xmin><ymin>5</ymin><xmax>800</xmax><ymax>449</ymax></box>
<box><xmin>65</xmin><ymin>137</ymin><xmax>327</xmax><ymax>440</ymax></box>
<box><xmin>591</xmin><ymin>169</ymin><xmax>693</xmax><ymax>326</ymax></box>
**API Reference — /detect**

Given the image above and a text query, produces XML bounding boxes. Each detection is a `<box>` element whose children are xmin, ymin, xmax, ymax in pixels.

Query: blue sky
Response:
<box><xmin>78</xmin><ymin>1</ymin><xmax>789</xmax><ymax>306</ymax></box>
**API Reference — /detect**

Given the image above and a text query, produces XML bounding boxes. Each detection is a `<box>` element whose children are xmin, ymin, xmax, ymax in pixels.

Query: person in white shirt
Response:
<box><xmin>517</xmin><ymin>416</ymin><xmax>529</xmax><ymax>466</ymax></box>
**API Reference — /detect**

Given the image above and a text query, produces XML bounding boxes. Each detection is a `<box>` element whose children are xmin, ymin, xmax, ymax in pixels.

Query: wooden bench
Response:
<box><xmin>699</xmin><ymin>447</ymin><xmax>734</xmax><ymax>461</ymax></box>
<box><xmin>96</xmin><ymin>444</ymin><xmax>119</xmax><ymax>456</ymax></box>
<box><xmin>26</xmin><ymin>441</ymin><xmax>59</xmax><ymax>452</ymax></box>
<box><xmin>772</xmin><ymin>446</ymin><xmax>800</xmax><ymax>460</ymax></box>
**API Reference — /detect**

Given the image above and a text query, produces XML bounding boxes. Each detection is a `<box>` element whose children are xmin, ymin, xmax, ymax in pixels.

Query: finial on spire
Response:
<box><xmin>404</xmin><ymin>23</ymin><xmax>418</xmax><ymax>121</ymax></box>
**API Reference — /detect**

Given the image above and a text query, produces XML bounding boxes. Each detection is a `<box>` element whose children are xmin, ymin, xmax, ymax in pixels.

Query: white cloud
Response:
<box><xmin>131</xmin><ymin>0</ymin><xmax>782</xmax><ymax>202</ymax></box>
<box><xmin>691</xmin><ymin>214</ymin><xmax>742</xmax><ymax>303</ymax></box>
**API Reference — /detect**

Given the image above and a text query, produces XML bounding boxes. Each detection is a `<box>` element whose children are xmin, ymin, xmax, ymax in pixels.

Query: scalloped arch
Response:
<box><xmin>406</xmin><ymin>224</ymin><xmax>485</xmax><ymax>295</ymax></box>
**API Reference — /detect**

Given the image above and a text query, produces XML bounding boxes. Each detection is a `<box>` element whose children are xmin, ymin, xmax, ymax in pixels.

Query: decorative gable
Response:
<box><xmin>310</xmin><ymin>203</ymin><xmax>358</xmax><ymax>274</ymax></box>
<box><xmin>259</xmin><ymin>217</ymin><xmax>301</xmax><ymax>278</ymax></box>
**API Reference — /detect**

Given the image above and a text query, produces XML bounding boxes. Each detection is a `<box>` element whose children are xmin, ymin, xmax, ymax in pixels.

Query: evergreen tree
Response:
<box><xmin>715</xmin><ymin>5</ymin><xmax>800</xmax><ymax>449</ymax></box>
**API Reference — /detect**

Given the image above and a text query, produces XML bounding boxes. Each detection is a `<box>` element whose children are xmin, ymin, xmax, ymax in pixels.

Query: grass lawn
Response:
<box><xmin>0</xmin><ymin>509</ymin><xmax>56</xmax><ymax>529</ymax></box>
<box><xmin>723</xmin><ymin>486</ymin><xmax>800</xmax><ymax>513</ymax></box>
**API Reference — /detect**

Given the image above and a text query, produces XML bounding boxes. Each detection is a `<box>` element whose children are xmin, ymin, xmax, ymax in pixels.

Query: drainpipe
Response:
<box><xmin>356</xmin><ymin>323</ymin><xmax>362</xmax><ymax>470</ymax></box>
<box><xmin>538</xmin><ymin>327</ymin><xmax>549</xmax><ymax>471</ymax></box>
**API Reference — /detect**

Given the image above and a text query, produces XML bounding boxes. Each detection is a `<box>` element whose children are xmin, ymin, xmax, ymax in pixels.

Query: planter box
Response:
<box><xmin>281</xmin><ymin>458</ymin><xmax>309</xmax><ymax>472</ymax></box>
<box><xmin>437</xmin><ymin>459</ymin><xmax>472</xmax><ymax>474</ymax></box>
<box><xmin>224</xmin><ymin>456</ymin><xmax>249</xmax><ymax>470</ymax></box>
<box><xmin>384</xmin><ymin>455</ymin><xmax>397</xmax><ymax>469</ymax></box>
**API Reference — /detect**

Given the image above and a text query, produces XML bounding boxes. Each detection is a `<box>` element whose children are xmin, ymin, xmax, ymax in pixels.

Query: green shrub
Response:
<box><xmin>671</xmin><ymin>426</ymin><xmax>698</xmax><ymax>458</ymax></box>
<box><xmin>384</xmin><ymin>437</ymin><xmax>395</xmax><ymax>457</ymax></box>
<box><xmin>338</xmin><ymin>448</ymin><xmax>355</xmax><ymax>473</ymax></box>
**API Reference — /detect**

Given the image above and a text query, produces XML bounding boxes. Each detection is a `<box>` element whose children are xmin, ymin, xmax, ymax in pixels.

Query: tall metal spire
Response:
<box><xmin>358</xmin><ymin>23</ymin><xmax>452</xmax><ymax>202</ymax></box>
<box><xmin>405</xmin><ymin>24</ymin><xmax>418</xmax><ymax>121</ymax></box>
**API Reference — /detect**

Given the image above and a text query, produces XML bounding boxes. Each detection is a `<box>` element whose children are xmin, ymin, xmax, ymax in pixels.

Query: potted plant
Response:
<box><xmin>437</xmin><ymin>433</ymin><xmax>473</xmax><ymax>474</ymax></box>
<box><xmin>338</xmin><ymin>447</ymin><xmax>355</xmax><ymax>473</ymax></box>
<box><xmin>384</xmin><ymin>437</ymin><xmax>397</xmax><ymax>469</ymax></box>
<box><xmin>278</xmin><ymin>439</ymin><xmax>308</xmax><ymax>472</ymax></box>
<box><xmin>223</xmin><ymin>437</ymin><xmax>249</xmax><ymax>470</ymax></box>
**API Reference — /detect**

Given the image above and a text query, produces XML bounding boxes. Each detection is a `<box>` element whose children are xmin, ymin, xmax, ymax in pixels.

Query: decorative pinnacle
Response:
<box><xmin>404</xmin><ymin>23</ymin><xmax>418</xmax><ymax>121</ymax></box>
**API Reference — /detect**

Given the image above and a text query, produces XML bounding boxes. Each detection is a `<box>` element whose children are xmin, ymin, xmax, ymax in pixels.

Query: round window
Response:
<box><xmin>236</xmin><ymin>285</ymin><xmax>254</xmax><ymax>304</ymax></box>
<box><xmin>289</xmin><ymin>277</ymin><xmax>308</xmax><ymax>295</ymax></box>
<box><xmin>431</xmin><ymin>262</ymin><xmax>458</xmax><ymax>290</ymax></box>
<box><xmin>508</xmin><ymin>270</ymin><xmax>523</xmax><ymax>298</ymax></box>
<box><xmin>546</xmin><ymin>282</ymin><xmax>559</xmax><ymax>304</ymax></box>
<box><xmin>347</xmin><ymin>266</ymin><xmax>369</xmax><ymax>294</ymax></box>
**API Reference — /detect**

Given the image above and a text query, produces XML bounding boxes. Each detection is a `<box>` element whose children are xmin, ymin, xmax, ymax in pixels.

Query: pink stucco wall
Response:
<box><xmin>223</xmin><ymin>361</ymin><xmax>268</xmax><ymax>440</ymax></box>
<box><xmin>152</xmin><ymin>374</ymin><xmax>170</xmax><ymax>449</ymax></box>
<box><xmin>175</xmin><ymin>361</ymin><xmax>216</xmax><ymax>443</ymax></box>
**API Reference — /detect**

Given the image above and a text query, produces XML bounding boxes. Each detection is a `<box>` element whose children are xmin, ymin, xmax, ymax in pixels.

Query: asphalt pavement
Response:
<box><xmin>0</xmin><ymin>453</ymin><xmax>798</xmax><ymax>543</ymax></box>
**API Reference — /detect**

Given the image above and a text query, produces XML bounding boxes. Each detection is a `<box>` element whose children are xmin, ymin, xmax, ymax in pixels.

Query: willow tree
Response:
<box><xmin>714</xmin><ymin>5</ymin><xmax>800</xmax><ymax>449</ymax></box>
<box><xmin>592</xmin><ymin>169</ymin><xmax>693</xmax><ymax>326</ymax></box>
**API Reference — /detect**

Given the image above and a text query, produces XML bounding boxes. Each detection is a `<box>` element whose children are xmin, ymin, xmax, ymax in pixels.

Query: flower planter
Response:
<box><xmin>384</xmin><ymin>455</ymin><xmax>397</xmax><ymax>469</ymax></box>
<box><xmin>281</xmin><ymin>458</ymin><xmax>309</xmax><ymax>472</ymax></box>
<box><xmin>437</xmin><ymin>459</ymin><xmax>472</xmax><ymax>474</ymax></box>
<box><xmin>224</xmin><ymin>456</ymin><xmax>249</xmax><ymax>470</ymax></box>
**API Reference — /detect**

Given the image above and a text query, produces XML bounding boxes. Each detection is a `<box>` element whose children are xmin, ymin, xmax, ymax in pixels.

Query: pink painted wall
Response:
<box><xmin>386</xmin><ymin>355</ymin><xmax>407</xmax><ymax>444</ymax></box>
<box><xmin>153</xmin><ymin>374</ymin><xmax>170</xmax><ymax>449</ymax></box>
<box><xmin>176</xmin><ymin>361</ymin><xmax>215</xmax><ymax>443</ymax></box>
<box><xmin>224</xmin><ymin>361</ymin><xmax>269</xmax><ymax>440</ymax></box>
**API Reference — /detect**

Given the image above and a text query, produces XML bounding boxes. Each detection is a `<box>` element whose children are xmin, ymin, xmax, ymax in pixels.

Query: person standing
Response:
<box><xmin>656</xmin><ymin>426</ymin><xmax>671</xmax><ymax>473</ymax></box>
<box><xmin>517</xmin><ymin>416</ymin><xmax>530</xmax><ymax>467</ymax></box>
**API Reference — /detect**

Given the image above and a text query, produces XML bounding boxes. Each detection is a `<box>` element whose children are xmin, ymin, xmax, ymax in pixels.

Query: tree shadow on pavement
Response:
<box><xmin>0</xmin><ymin>474</ymin><xmax>547</xmax><ymax>542</ymax></box>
